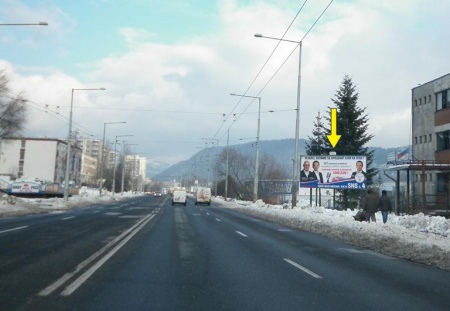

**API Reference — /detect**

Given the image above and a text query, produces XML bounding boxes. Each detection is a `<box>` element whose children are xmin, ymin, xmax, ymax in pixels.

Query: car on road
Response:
<box><xmin>195</xmin><ymin>187</ymin><xmax>211</xmax><ymax>206</ymax></box>
<box><xmin>153</xmin><ymin>191</ymin><xmax>162</xmax><ymax>197</ymax></box>
<box><xmin>172</xmin><ymin>190</ymin><xmax>187</xmax><ymax>206</ymax></box>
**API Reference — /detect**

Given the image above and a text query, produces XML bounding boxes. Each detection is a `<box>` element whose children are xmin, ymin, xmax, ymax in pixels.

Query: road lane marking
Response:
<box><xmin>60</xmin><ymin>213</ymin><xmax>156</xmax><ymax>296</ymax></box>
<box><xmin>38</xmin><ymin>212</ymin><xmax>156</xmax><ymax>297</ymax></box>
<box><xmin>236</xmin><ymin>231</ymin><xmax>247</xmax><ymax>237</ymax></box>
<box><xmin>192</xmin><ymin>213</ymin><xmax>201</xmax><ymax>216</ymax></box>
<box><xmin>277</xmin><ymin>229</ymin><xmax>291</xmax><ymax>232</ymax></box>
<box><xmin>206</xmin><ymin>213</ymin><xmax>210</xmax><ymax>215</ymax></box>
<box><xmin>62</xmin><ymin>216</ymin><xmax>75</xmax><ymax>220</ymax></box>
<box><xmin>0</xmin><ymin>226</ymin><xmax>28</xmax><ymax>234</ymax></box>
<box><xmin>104</xmin><ymin>212</ymin><xmax>122</xmax><ymax>216</ymax></box>
<box><xmin>215</xmin><ymin>218</ymin><xmax>221</xmax><ymax>222</ymax></box>
<box><xmin>283</xmin><ymin>258</ymin><xmax>323</xmax><ymax>279</ymax></box>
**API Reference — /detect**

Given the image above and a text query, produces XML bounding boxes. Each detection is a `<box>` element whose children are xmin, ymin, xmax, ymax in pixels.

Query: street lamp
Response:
<box><xmin>0</xmin><ymin>22</ymin><xmax>48</xmax><ymax>26</ymax></box>
<box><xmin>230</xmin><ymin>93</ymin><xmax>261</xmax><ymax>202</ymax></box>
<box><xmin>64</xmin><ymin>87</ymin><xmax>105</xmax><ymax>201</ymax></box>
<box><xmin>201</xmin><ymin>138</ymin><xmax>219</xmax><ymax>187</ymax></box>
<box><xmin>99</xmin><ymin>121</ymin><xmax>126</xmax><ymax>196</ymax></box>
<box><xmin>255</xmin><ymin>33</ymin><xmax>302</xmax><ymax>208</ymax></box>
<box><xmin>112</xmin><ymin>135</ymin><xmax>133</xmax><ymax>195</ymax></box>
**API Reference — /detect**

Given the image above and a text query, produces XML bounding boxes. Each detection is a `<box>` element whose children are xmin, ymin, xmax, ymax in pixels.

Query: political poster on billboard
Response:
<box><xmin>300</xmin><ymin>155</ymin><xmax>367</xmax><ymax>189</ymax></box>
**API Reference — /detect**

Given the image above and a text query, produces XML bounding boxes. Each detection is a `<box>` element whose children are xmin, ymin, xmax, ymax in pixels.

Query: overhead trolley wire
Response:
<box><xmin>215</xmin><ymin>0</ymin><xmax>335</xmax><ymax>143</ymax></box>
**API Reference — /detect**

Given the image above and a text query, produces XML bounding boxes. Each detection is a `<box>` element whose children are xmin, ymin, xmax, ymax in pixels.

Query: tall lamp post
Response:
<box><xmin>255</xmin><ymin>33</ymin><xmax>302</xmax><ymax>208</ymax></box>
<box><xmin>111</xmin><ymin>135</ymin><xmax>133</xmax><ymax>195</ymax></box>
<box><xmin>64</xmin><ymin>87</ymin><xmax>105</xmax><ymax>201</ymax></box>
<box><xmin>230</xmin><ymin>93</ymin><xmax>261</xmax><ymax>202</ymax></box>
<box><xmin>201</xmin><ymin>138</ymin><xmax>219</xmax><ymax>187</ymax></box>
<box><xmin>99</xmin><ymin>121</ymin><xmax>126</xmax><ymax>196</ymax></box>
<box><xmin>225</xmin><ymin>129</ymin><xmax>230</xmax><ymax>201</ymax></box>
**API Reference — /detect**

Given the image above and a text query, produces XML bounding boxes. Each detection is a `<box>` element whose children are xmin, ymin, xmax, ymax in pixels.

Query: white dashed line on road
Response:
<box><xmin>236</xmin><ymin>231</ymin><xmax>248</xmax><ymax>237</ymax></box>
<box><xmin>283</xmin><ymin>258</ymin><xmax>323</xmax><ymax>279</ymax></box>
<box><xmin>0</xmin><ymin>226</ymin><xmax>28</xmax><ymax>234</ymax></box>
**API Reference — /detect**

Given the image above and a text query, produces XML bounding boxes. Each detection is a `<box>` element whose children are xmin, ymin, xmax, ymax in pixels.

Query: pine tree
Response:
<box><xmin>305</xmin><ymin>111</ymin><xmax>327</xmax><ymax>156</ymax></box>
<box><xmin>324</xmin><ymin>75</ymin><xmax>377</xmax><ymax>209</ymax></box>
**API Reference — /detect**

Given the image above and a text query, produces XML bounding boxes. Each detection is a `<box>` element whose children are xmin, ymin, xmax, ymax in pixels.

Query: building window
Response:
<box><xmin>437</xmin><ymin>173</ymin><xmax>449</xmax><ymax>193</ymax></box>
<box><xmin>414</xmin><ymin>99</ymin><xmax>417</xmax><ymax>107</ymax></box>
<box><xmin>419</xmin><ymin>98</ymin><xmax>422</xmax><ymax>105</ymax></box>
<box><xmin>436</xmin><ymin>89</ymin><xmax>449</xmax><ymax>111</ymax></box>
<box><xmin>415</xmin><ymin>137</ymin><xmax>418</xmax><ymax>144</ymax></box>
<box><xmin>21</xmin><ymin>140</ymin><xmax>26</xmax><ymax>148</ymax></box>
<box><xmin>436</xmin><ymin>130</ymin><xmax>450</xmax><ymax>151</ymax></box>
<box><xmin>424</xmin><ymin>135</ymin><xmax>427</xmax><ymax>143</ymax></box>
<box><xmin>429</xmin><ymin>134</ymin><xmax>432</xmax><ymax>142</ymax></box>
<box><xmin>428</xmin><ymin>95</ymin><xmax>431</xmax><ymax>102</ymax></box>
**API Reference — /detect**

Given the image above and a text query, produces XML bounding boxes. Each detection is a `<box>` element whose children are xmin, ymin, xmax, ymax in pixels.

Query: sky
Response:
<box><xmin>1</xmin><ymin>188</ymin><xmax>449</xmax><ymax>271</ymax></box>
<box><xmin>1</xmin><ymin>0</ymin><xmax>450</xmax><ymax>166</ymax></box>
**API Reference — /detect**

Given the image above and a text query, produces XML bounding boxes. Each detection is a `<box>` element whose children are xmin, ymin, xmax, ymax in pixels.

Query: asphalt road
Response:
<box><xmin>0</xmin><ymin>195</ymin><xmax>449</xmax><ymax>311</ymax></box>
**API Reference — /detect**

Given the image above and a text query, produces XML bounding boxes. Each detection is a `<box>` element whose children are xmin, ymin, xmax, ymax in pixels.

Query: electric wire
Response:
<box><xmin>216</xmin><ymin>0</ymin><xmax>335</xmax><ymax>143</ymax></box>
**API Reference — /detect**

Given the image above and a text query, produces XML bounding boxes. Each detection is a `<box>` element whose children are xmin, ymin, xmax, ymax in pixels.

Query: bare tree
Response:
<box><xmin>214</xmin><ymin>149</ymin><xmax>289</xmax><ymax>201</ymax></box>
<box><xmin>0</xmin><ymin>71</ymin><xmax>27</xmax><ymax>138</ymax></box>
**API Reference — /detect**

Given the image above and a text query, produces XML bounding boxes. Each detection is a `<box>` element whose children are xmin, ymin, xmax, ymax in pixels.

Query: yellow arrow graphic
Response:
<box><xmin>327</xmin><ymin>108</ymin><xmax>341</xmax><ymax>148</ymax></box>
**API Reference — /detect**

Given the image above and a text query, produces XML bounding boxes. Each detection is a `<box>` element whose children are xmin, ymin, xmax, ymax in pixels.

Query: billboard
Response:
<box><xmin>300</xmin><ymin>155</ymin><xmax>367</xmax><ymax>189</ymax></box>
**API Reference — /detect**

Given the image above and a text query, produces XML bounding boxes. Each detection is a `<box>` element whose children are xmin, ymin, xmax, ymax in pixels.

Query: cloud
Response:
<box><xmin>2</xmin><ymin>0</ymin><xmax>450</xmax><ymax>165</ymax></box>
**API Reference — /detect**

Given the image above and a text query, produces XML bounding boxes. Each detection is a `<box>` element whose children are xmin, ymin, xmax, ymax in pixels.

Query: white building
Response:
<box><xmin>0</xmin><ymin>137</ymin><xmax>81</xmax><ymax>185</ymax></box>
<box><xmin>125</xmin><ymin>155</ymin><xmax>147</xmax><ymax>191</ymax></box>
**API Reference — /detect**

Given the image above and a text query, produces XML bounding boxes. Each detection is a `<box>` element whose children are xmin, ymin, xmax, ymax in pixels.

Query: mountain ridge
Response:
<box><xmin>150</xmin><ymin>138</ymin><xmax>409</xmax><ymax>181</ymax></box>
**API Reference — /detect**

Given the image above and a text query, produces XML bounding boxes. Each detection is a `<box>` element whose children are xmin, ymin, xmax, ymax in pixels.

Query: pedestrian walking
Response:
<box><xmin>362</xmin><ymin>189</ymin><xmax>378</xmax><ymax>223</ymax></box>
<box><xmin>378</xmin><ymin>190</ymin><xmax>393</xmax><ymax>224</ymax></box>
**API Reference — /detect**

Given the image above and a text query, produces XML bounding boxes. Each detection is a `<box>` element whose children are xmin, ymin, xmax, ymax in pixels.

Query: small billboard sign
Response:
<box><xmin>300</xmin><ymin>155</ymin><xmax>367</xmax><ymax>190</ymax></box>
<box><xmin>10</xmin><ymin>182</ymin><xmax>40</xmax><ymax>193</ymax></box>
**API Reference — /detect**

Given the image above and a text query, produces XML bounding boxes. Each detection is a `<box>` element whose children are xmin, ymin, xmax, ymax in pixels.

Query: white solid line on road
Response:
<box><xmin>62</xmin><ymin>216</ymin><xmax>75</xmax><ymax>220</ymax></box>
<box><xmin>60</xmin><ymin>213</ymin><xmax>156</xmax><ymax>296</ymax></box>
<box><xmin>206</xmin><ymin>213</ymin><xmax>210</xmax><ymax>215</ymax></box>
<box><xmin>215</xmin><ymin>218</ymin><xmax>221</xmax><ymax>222</ymax></box>
<box><xmin>236</xmin><ymin>231</ymin><xmax>247</xmax><ymax>237</ymax></box>
<box><xmin>39</xmin><ymin>212</ymin><xmax>156</xmax><ymax>297</ymax></box>
<box><xmin>278</xmin><ymin>229</ymin><xmax>291</xmax><ymax>232</ymax></box>
<box><xmin>0</xmin><ymin>226</ymin><xmax>28</xmax><ymax>234</ymax></box>
<box><xmin>283</xmin><ymin>258</ymin><xmax>323</xmax><ymax>279</ymax></box>
<box><xmin>192</xmin><ymin>213</ymin><xmax>201</xmax><ymax>216</ymax></box>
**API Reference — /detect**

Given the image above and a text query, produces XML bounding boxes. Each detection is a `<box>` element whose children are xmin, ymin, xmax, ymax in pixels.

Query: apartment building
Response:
<box><xmin>81</xmin><ymin>154</ymin><xmax>98</xmax><ymax>186</ymax></box>
<box><xmin>125</xmin><ymin>155</ymin><xmax>147</xmax><ymax>191</ymax></box>
<box><xmin>411</xmin><ymin>73</ymin><xmax>450</xmax><ymax>204</ymax></box>
<box><xmin>0</xmin><ymin>137</ymin><xmax>81</xmax><ymax>185</ymax></box>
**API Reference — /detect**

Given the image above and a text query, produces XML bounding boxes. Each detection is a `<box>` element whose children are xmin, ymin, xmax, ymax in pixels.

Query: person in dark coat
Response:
<box><xmin>362</xmin><ymin>189</ymin><xmax>378</xmax><ymax>223</ymax></box>
<box><xmin>378</xmin><ymin>190</ymin><xmax>392</xmax><ymax>223</ymax></box>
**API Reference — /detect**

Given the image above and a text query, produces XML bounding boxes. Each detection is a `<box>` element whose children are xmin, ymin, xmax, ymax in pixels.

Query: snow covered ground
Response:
<box><xmin>1</xmin><ymin>188</ymin><xmax>449</xmax><ymax>272</ymax></box>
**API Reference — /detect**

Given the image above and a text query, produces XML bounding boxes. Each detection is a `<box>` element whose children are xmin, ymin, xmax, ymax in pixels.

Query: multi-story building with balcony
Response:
<box><xmin>125</xmin><ymin>155</ymin><xmax>147</xmax><ymax>192</ymax></box>
<box><xmin>411</xmin><ymin>73</ymin><xmax>450</xmax><ymax>209</ymax></box>
<box><xmin>0</xmin><ymin>137</ymin><xmax>81</xmax><ymax>185</ymax></box>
